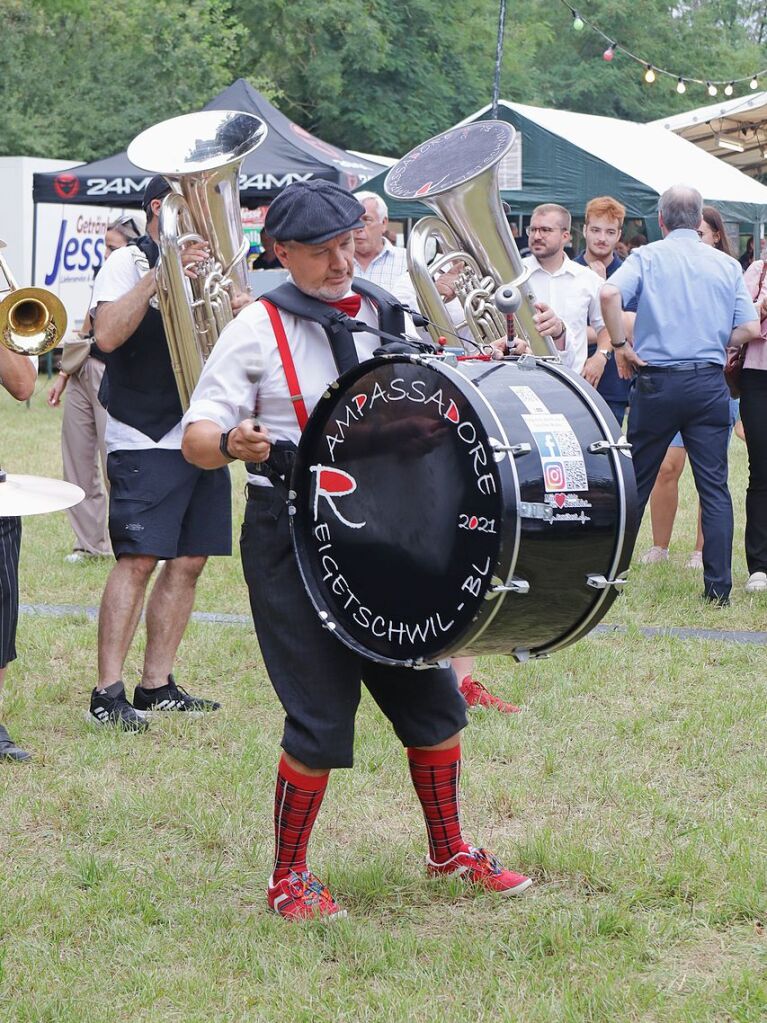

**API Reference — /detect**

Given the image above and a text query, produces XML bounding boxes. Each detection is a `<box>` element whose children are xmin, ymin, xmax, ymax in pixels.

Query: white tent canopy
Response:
<box><xmin>496</xmin><ymin>100</ymin><xmax>767</xmax><ymax>210</ymax></box>
<box><xmin>649</xmin><ymin>92</ymin><xmax>767</xmax><ymax>178</ymax></box>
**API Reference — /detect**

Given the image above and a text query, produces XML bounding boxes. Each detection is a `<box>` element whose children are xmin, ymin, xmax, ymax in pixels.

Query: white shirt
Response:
<box><xmin>183</xmin><ymin>294</ymin><xmax>415</xmax><ymax>485</ymax></box>
<box><xmin>353</xmin><ymin>238</ymin><xmax>408</xmax><ymax>290</ymax></box>
<box><xmin>522</xmin><ymin>254</ymin><xmax>605</xmax><ymax>372</ymax></box>
<box><xmin>90</xmin><ymin>245</ymin><xmax>183</xmax><ymax>453</ymax></box>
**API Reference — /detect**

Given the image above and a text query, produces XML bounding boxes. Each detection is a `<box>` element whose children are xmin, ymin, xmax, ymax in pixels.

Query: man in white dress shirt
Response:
<box><xmin>523</xmin><ymin>203</ymin><xmax>610</xmax><ymax>373</ymax></box>
<box><xmin>182</xmin><ymin>180</ymin><xmax>533</xmax><ymax>920</ymax></box>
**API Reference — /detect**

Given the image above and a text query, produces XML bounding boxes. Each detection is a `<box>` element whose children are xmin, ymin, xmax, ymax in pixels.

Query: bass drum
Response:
<box><xmin>290</xmin><ymin>354</ymin><xmax>638</xmax><ymax>667</ymax></box>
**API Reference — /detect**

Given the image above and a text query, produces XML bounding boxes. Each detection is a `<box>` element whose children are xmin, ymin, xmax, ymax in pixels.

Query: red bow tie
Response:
<box><xmin>326</xmin><ymin>295</ymin><xmax>362</xmax><ymax>317</ymax></box>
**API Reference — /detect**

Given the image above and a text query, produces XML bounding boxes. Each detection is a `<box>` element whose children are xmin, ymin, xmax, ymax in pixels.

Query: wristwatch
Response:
<box><xmin>611</xmin><ymin>338</ymin><xmax>628</xmax><ymax>349</ymax></box>
<box><xmin>219</xmin><ymin>428</ymin><xmax>235</xmax><ymax>461</ymax></box>
<box><xmin>598</xmin><ymin>348</ymin><xmax>613</xmax><ymax>361</ymax></box>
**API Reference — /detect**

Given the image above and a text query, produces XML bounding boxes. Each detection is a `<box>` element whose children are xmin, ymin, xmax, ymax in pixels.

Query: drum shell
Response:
<box><xmin>290</xmin><ymin>355</ymin><xmax>637</xmax><ymax>666</ymax></box>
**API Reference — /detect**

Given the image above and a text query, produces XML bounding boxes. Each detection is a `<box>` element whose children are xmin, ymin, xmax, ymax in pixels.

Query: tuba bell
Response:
<box><xmin>128</xmin><ymin>110</ymin><xmax>267</xmax><ymax>409</ymax></box>
<box><xmin>0</xmin><ymin>240</ymin><xmax>67</xmax><ymax>357</ymax></box>
<box><xmin>384</xmin><ymin>121</ymin><xmax>557</xmax><ymax>358</ymax></box>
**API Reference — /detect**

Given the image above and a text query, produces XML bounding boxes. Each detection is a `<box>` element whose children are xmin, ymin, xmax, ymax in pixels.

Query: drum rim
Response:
<box><xmin>289</xmin><ymin>353</ymin><xmax>522</xmax><ymax>666</ymax></box>
<box><xmin>514</xmin><ymin>359</ymin><xmax>635</xmax><ymax>660</ymax></box>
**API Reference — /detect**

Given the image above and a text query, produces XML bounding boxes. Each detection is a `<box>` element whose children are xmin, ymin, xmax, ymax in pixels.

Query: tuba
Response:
<box><xmin>384</xmin><ymin>121</ymin><xmax>556</xmax><ymax>358</ymax></box>
<box><xmin>0</xmin><ymin>240</ymin><xmax>67</xmax><ymax>356</ymax></box>
<box><xmin>128</xmin><ymin>110</ymin><xmax>267</xmax><ymax>409</ymax></box>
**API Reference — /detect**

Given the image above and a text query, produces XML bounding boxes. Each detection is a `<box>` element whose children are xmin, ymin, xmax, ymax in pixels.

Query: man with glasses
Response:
<box><xmin>352</xmin><ymin>192</ymin><xmax>408</xmax><ymax>289</ymax></box>
<box><xmin>523</xmin><ymin>204</ymin><xmax>609</xmax><ymax>373</ymax></box>
<box><xmin>574</xmin><ymin>196</ymin><xmax>638</xmax><ymax>425</ymax></box>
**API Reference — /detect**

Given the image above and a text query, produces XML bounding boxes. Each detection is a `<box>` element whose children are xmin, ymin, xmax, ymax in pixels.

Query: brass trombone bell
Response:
<box><xmin>0</xmin><ymin>241</ymin><xmax>67</xmax><ymax>357</ymax></box>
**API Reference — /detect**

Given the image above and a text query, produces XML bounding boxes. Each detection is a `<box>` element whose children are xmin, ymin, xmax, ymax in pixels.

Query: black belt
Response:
<box><xmin>640</xmin><ymin>361</ymin><xmax>721</xmax><ymax>373</ymax></box>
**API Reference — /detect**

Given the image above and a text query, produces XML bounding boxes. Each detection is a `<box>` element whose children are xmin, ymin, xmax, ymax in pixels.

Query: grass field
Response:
<box><xmin>1</xmin><ymin>382</ymin><xmax>765</xmax><ymax>1023</ymax></box>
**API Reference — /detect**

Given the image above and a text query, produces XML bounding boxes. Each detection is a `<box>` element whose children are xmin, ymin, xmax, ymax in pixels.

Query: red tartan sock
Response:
<box><xmin>407</xmin><ymin>744</ymin><xmax>465</xmax><ymax>864</ymax></box>
<box><xmin>272</xmin><ymin>755</ymin><xmax>329</xmax><ymax>883</ymax></box>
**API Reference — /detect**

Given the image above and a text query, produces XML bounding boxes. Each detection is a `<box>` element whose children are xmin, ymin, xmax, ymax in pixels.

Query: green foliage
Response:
<box><xmin>1</xmin><ymin>0</ymin><xmax>765</xmax><ymax>164</ymax></box>
<box><xmin>0</xmin><ymin>0</ymin><xmax>248</xmax><ymax>161</ymax></box>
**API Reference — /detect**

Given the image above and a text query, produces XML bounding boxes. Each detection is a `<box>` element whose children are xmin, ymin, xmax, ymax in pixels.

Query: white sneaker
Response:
<box><xmin>639</xmin><ymin>546</ymin><xmax>669</xmax><ymax>565</ymax></box>
<box><xmin>745</xmin><ymin>571</ymin><xmax>767</xmax><ymax>593</ymax></box>
<box><xmin>685</xmin><ymin>551</ymin><xmax>703</xmax><ymax>570</ymax></box>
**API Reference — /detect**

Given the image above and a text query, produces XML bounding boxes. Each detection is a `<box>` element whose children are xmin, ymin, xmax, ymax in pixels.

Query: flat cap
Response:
<box><xmin>142</xmin><ymin>174</ymin><xmax>172</xmax><ymax>210</ymax></box>
<box><xmin>265</xmin><ymin>179</ymin><xmax>365</xmax><ymax>245</ymax></box>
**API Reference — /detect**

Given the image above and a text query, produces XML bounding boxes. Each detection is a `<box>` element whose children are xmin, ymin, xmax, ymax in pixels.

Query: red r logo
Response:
<box><xmin>311</xmin><ymin>465</ymin><xmax>366</xmax><ymax>529</ymax></box>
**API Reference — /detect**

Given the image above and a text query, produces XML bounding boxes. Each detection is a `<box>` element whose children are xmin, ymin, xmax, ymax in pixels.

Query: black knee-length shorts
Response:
<box><xmin>240</xmin><ymin>486</ymin><xmax>468</xmax><ymax>769</ymax></box>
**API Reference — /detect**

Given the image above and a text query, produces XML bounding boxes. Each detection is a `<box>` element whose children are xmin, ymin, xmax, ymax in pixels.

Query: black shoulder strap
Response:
<box><xmin>261</xmin><ymin>282</ymin><xmax>345</xmax><ymax>330</ymax></box>
<box><xmin>129</xmin><ymin>234</ymin><xmax>160</xmax><ymax>269</ymax></box>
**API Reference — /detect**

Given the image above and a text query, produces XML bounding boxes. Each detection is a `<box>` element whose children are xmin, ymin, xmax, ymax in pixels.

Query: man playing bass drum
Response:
<box><xmin>182</xmin><ymin>180</ymin><xmax>533</xmax><ymax>920</ymax></box>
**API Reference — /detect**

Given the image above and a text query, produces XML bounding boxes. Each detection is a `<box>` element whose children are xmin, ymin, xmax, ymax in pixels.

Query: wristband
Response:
<box><xmin>219</xmin><ymin>428</ymin><xmax>235</xmax><ymax>461</ymax></box>
<box><xmin>598</xmin><ymin>348</ymin><xmax>612</xmax><ymax>361</ymax></box>
<box><xmin>611</xmin><ymin>338</ymin><xmax>628</xmax><ymax>349</ymax></box>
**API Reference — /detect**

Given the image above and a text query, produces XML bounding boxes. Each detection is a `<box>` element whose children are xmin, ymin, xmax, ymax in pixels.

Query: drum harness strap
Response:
<box><xmin>247</xmin><ymin>280</ymin><xmax>434</xmax><ymax>491</ymax></box>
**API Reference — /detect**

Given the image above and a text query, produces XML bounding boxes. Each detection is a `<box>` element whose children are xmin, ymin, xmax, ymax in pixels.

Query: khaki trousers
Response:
<box><xmin>61</xmin><ymin>358</ymin><xmax>111</xmax><ymax>556</ymax></box>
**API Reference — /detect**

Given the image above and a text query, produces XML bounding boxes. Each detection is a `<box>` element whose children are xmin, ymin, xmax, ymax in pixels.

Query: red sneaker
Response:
<box><xmin>267</xmin><ymin>870</ymin><xmax>347</xmax><ymax>920</ymax></box>
<box><xmin>427</xmin><ymin>844</ymin><xmax>532</xmax><ymax>896</ymax></box>
<box><xmin>459</xmin><ymin>675</ymin><xmax>520</xmax><ymax>714</ymax></box>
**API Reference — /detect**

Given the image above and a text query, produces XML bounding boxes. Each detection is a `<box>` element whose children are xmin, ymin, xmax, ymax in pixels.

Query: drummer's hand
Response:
<box><xmin>231</xmin><ymin>290</ymin><xmax>255</xmax><ymax>315</ymax></box>
<box><xmin>226</xmin><ymin>419</ymin><xmax>271</xmax><ymax>463</ymax></box>
<box><xmin>507</xmin><ymin>337</ymin><xmax>532</xmax><ymax>356</ymax></box>
<box><xmin>47</xmin><ymin>373</ymin><xmax>68</xmax><ymax>407</ymax></box>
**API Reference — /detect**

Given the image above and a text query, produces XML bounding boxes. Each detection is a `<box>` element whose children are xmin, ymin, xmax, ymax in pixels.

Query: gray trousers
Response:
<box><xmin>62</xmin><ymin>358</ymin><xmax>110</xmax><ymax>556</ymax></box>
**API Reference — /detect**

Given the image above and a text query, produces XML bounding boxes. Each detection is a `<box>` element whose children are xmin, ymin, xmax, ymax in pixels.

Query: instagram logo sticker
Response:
<box><xmin>543</xmin><ymin>460</ymin><xmax>567</xmax><ymax>492</ymax></box>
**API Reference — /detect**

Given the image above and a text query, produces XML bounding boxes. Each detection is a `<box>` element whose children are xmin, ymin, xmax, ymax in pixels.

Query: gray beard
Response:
<box><xmin>301</xmin><ymin>281</ymin><xmax>351</xmax><ymax>302</ymax></box>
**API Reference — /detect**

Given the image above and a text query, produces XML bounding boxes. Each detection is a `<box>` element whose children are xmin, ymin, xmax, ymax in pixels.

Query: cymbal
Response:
<box><xmin>0</xmin><ymin>474</ymin><xmax>85</xmax><ymax>517</ymax></box>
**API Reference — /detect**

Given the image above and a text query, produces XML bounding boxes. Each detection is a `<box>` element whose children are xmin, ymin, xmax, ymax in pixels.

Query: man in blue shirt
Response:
<box><xmin>601</xmin><ymin>184</ymin><xmax>759</xmax><ymax>605</ymax></box>
<box><xmin>575</xmin><ymin>195</ymin><xmax>637</xmax><ymax>426</ymax></box>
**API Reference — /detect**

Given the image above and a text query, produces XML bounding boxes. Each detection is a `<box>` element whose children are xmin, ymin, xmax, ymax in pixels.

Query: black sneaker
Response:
<box><xmin>132</xmin><ymin>675</ymin><xmax>221</xmax><ymax>717</ymax></box>
<box><xmin>88</xmin><ymin>685</ymin><xmax>149</xmax><ymax>732</ymax></box>
<box><xmin>0</xmin><ymin>723</ymin><xmax>32</xmax><ymax>762</ymax></box>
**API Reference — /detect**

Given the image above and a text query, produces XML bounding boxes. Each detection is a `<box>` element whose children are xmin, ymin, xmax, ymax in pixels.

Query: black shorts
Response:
<box><xmin>0</xmin><ymin>516</ymin><xmax>22</xmax><ymax>669</ymax></box>
<box><xmin>240</xmin><ymin>487</ymin><xmax>468</xmax><ymax>769</ymax></box>
<box><xmin>107</xmin><ymin>448</ymin><xmax>232</xmax><ymax>559</ymax></box>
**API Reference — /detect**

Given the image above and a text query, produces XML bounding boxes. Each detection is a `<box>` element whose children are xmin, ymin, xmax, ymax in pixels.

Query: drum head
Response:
<box><xmin>290</xmin><ymin>356</ymin><xmax>519</xmax><ymax>665</ymax></box>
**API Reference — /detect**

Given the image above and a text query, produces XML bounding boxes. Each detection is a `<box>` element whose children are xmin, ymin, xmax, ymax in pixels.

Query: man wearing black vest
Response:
<box><xmin>182</xmin><ymin>180</ymin><xmax>532</xmax><ymax>920</ymax></box>
<box><xmin>88</xmin><ymin>175</ymin><xmax>231</xmax><ymax>730</ymax></box>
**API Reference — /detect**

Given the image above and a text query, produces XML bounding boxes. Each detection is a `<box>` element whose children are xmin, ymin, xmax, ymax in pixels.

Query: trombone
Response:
<box><xmin>0</xmin><ymin>240</ymin><xmax>67</xmax><ymax>357</ymax></box>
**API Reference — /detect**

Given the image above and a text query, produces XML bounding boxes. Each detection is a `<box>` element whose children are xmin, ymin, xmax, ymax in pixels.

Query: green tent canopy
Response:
<box><xmin>359</xmin><ymin>100</ymin><xmax>767</xmax><ymax>229</ymax></box>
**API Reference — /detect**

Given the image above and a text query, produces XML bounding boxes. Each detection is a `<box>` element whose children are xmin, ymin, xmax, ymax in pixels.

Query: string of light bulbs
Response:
<box><xmin>562</xmin><ymin>1</ymin><xmax>766</xmax><ymax>97</ymax></box>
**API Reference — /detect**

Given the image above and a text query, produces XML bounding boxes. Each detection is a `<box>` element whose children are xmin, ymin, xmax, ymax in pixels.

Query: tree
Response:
<box><xmin>0</xmin><ymin>0</ymin><xmax>252</xmax><ymax>161</ymax></box>
<box><xmin>230</xmin><ymin>0</ymin><xmax>510</xmax><ymax>154</ymax></box>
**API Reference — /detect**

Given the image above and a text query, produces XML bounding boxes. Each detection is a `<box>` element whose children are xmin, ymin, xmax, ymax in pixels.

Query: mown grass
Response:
<box><xmin>1</xmin><ymin>383</ymin><xmax>765</xmax><ymax>1023</ymax></box>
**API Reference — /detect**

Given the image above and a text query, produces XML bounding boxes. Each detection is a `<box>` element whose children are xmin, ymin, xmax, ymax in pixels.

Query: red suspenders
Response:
<box><xmin>260</xmin><ymin>299</ymin><xmax>309</xmax><ymax>431</ymax></box>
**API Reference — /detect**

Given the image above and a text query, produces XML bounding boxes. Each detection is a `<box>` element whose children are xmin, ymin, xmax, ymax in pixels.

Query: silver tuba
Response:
<box><xmin>384</xmin><ymin>121</ymin><xmax>556</xmax><ymax>358</ymax></box>
<box><xmin>128</xmin><ymin>110</ymin><xmax>267</xmax><ymax>408</ymax></box>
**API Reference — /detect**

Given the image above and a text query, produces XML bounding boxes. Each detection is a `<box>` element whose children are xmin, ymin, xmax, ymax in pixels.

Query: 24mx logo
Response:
<box><xmin>311</xmin><ymin>465</ymin><xmax>366</xmax><ymax>529</ymax></box>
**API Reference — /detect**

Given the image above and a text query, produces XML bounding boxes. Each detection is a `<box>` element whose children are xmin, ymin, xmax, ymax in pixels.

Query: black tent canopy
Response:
<box><xmin>33</xmin><ymin>79</ymin><xmax>384</xmax><ymax>207</ymax></box>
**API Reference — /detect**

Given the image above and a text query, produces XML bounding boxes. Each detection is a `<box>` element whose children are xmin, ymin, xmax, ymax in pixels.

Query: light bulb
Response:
<box><xmin>724</xmin><ymin>82</ymin><xmax>734</xmax><ymax>96</ymax></box>
<box><xmin>707</xmin><ymin>82</ymin><xmax>718</xmax><ymax>97</ymax></box>
<box><xmin>572</xmin><ymin>12</ymin><xmax>585</xmax><ymax>31</ymax></box>
<box><xmin>676</xmin><ymin>78</ymin><xmax>686</xmax><ymax>94</ymax></box>
<box><xmin>750</xmin><ymin>76</ymin><xmax>759</xmax><ymax>90</ymax></box>
<box><xmin>644</xmin><ymin>65</ymin><xmax>656</xmax><ymax>84</ymax></box>
<box><xmin>603</xmin><ymin>45</ymin><xmax>615</xmax><ymax>62</ymax></box>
